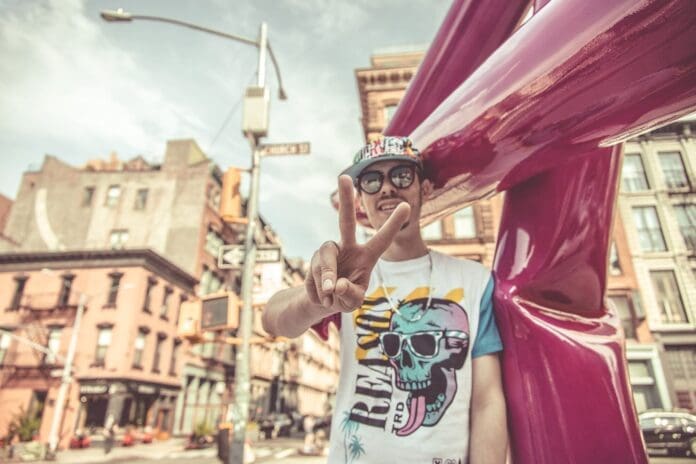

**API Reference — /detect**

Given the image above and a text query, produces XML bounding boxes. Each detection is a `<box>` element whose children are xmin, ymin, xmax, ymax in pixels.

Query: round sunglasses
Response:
<box><xmin>356</xmin><ymin>164</ymin><xmax>418</xmax><ymax>195</ymax></box>
<box><xmin>379</xmin><ymin>330</ymin><xmax>469</xmax><ymax>359</ymax></box>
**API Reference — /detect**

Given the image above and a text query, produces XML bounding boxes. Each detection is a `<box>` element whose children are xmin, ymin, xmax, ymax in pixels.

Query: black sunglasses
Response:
<box><xmin>379</xmin><ymin>330</ymin><xmax>469</xmax><ymax>359</ymax></box>
<box><xmin>356</xmin><ymin>164</ymin><xmax>418</xmax><ymax>195</ymax></box>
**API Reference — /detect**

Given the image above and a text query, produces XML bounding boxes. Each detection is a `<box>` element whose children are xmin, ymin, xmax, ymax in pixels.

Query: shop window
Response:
<box><xmin>105</xmin><ymin>185</ymin><xmax>121</xmax><ymax>207</ymax></box>
<box><xmin>57</xmin><ymin>274</ymin><xmax>75</xmax><ymax>307</ymax></box>
<box><xmin>658</xmin><ymin>151</ymin><xmax>690</xmax><ymax>189</ymax></box>
<box><xmin>134</xmin><ymin>188</ymin><xmax>149</xmax><ymax>210</ymax></box>
<box><xmin>94</xmin><ymin>326</ymin><xmax>113</xmax><ymax>366</ymax></box>
<box><xmin>650</xmin><ymin>270</ymin><xmax>688</xmax><ymax>324</ymax></box>
<box><xmin>632</xmin><ymin>206</ymin><xmax>667</xmax><ymax>252</ymax></box>
<box><xmin>82</xmin><ymin>186</ymin><xmax>95</xmax><ymax>207</ymax></box>
<box><xmin>453</xmin><ymin>206</ymin><xmax>476</xmax><ymax>238</ymax></box>
<box><xmin>10</xmin><ymin>276</ymin><xmax>28</xmax><ymax>310</ymax></box>
<box><xmin>674</xmin><ymin>204</ymin><xmax>696</xmax><ymax>253</ymax></box>
<box><xmin>43</xmin><ymin>327</ymin><xmax>62</xmax><ymax>365</ymax></box>
<box><xmin>106</xmin><ymin>272</ymin><xmax>123</xmax><ymax>307</ymax></box>
<box><xmin>621</xmin><ymin>154</ymin><xmax>650</xmax><ymax>192</ymax></box>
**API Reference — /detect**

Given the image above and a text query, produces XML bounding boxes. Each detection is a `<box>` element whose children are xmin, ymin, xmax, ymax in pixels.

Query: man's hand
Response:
<box><xmin>305</xmin><ymin>175</ymin><xmax>411</xmax><ymax>314</ymax></box>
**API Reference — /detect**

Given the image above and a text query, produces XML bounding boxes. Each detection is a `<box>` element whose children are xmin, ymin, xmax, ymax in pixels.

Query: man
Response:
<box><xmin>263</xmin><ymin>136</ymin><xmax>507</xmax><ymax>463</ymax></box>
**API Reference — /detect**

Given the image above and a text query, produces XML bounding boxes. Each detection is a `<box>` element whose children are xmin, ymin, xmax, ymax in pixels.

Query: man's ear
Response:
<box><xmin>421</xmin><ymin>178</ymin><xmax>433</xmax><ymax>198</ymax></box>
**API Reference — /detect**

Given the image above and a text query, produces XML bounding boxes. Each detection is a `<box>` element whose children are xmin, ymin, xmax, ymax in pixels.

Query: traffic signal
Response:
<box><xmin>177</xmin><ymin>299</ymin><xmax>202</xmax><ymax>343</ymax></box>
<box><xmin>201</xmin><ymin>292</ymin><xmax>240</xmax><ymax>331</ymax></box>
<box><xmin>220</xmin><ymin>167</ymin><xmax>246</xmax><ymax>223</ymax></box>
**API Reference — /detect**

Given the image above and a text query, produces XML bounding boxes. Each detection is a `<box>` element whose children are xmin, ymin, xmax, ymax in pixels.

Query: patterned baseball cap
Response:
<box><xmin>341</xmin><ymin>136</ymin><xmax>423</xmax><ymax>182</ymax></box>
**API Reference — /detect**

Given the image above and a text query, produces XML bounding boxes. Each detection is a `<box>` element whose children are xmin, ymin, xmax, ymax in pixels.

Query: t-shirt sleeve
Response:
<box><xmin>310</xmin><ymin>313</ymin><xmax>341</xmax><ymax>341</ymax></box>
<box><xmin>471</xmin><ymin>275</ymin><xmax>503</xmax><ymax>358</ymax></box>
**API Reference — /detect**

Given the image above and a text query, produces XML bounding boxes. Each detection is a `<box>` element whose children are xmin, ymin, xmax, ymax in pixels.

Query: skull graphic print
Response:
<box><xmin>380</xmin><ymin>297</ymin><xmax>470</xmax><ymax>436</ymax></box>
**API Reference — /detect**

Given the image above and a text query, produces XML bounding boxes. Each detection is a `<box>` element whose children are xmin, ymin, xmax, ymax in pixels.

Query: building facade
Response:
<box><xmin>355</xmin><ymin>48</ymin><xmax>682</xmax><ymax>413</ymax></box>
<box><xmin>617</xmin><ymin>120</ymin><xmax>696</xmax><ymax>411</ymax></box>
<box><xmin>0</xmin><ymin>139</ymin><xmax>341</xmax><ymax>446</ymax></box>
<box><xmin>0</xmin><ymin>250</ymin><xmax>197</xmax><ymax>447</ymax></box>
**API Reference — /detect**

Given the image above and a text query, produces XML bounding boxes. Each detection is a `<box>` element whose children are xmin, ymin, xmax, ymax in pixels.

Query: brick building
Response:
<box><xmin>355</xmin><ymin>48</ymin><xmax>679</xmax><ymax>413</ymax></box>
<box><xmin>0</xmin><ymin>140</ymin><xmax>340</xmax><ymax>447</ymax></box>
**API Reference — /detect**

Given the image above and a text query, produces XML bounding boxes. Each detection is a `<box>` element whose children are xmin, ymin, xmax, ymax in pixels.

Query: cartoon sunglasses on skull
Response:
<box><xmin>379</xmin><ymin>297</ymin><xmax>470</xmax><ymax>436</ymax></box>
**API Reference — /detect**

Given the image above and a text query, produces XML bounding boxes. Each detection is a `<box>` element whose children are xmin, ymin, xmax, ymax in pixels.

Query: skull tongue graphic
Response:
<box><xmin>396</xmin><ymin>394</ymin><xmax>426</xmax><ymax>436</ymax></box>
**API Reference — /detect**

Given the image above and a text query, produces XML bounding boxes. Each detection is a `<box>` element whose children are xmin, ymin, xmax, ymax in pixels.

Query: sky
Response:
<box><xmin>0</xmin><ymin>0</ymin><xmax>451</xmax><ymax>260</ymax></box>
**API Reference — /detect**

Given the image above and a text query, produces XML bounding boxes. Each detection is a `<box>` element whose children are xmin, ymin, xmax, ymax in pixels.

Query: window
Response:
<box><xmin>205</xmin><ymin>227</ymin><xmax>224</xmax><ymax>257</ymax></box>
<box><xmin>160</xmin><ymin>287</ymin><xmax>173</xmax><ymax>319</ymax></box>
<box><xmin>632</xmin><ymin>206</ymin><xmax>667</xmax><ymax>252</ymax></box>
<box><xmin>105</xmin><ymin>185</ymin><xmax>121</xmax><ymax>207</ymax></box>
<box><xmin>132</xmin><ymin>328</ymin><xmax>148</xmax><ymax>368</ymax></box>
<box><xmin>57</xmin><ymin>274</ymin><xmax>75</xmax><ymax>307</ymax></box>
<box><xmin>664</xmin><ymin>346</ymin><xmax>696</xmax><ymax>410</ymax></box>
<box><xmin>143</xmin><ymin>277</ymin><xmax>157</xmax><ymax>312</ymax></box>
<box><xmin>106</xmin><ymin>272</ymin><xmax>123</xmax><ymax>307</ymax></box>
<box><xmin>609</xmin><ymin>242</ymin><xmax>622</xmax><ymax>276</ymax></box>
<box><xmin>621</xmin><ymin>154</ymin><xmax>650</xmax><ymax>192</ymax></box>
<box><xmin>169</xmin><ymin>339</ymin><xmax>181</xmax><ymax>376</ymax></box>
<box><xmin>109</xmin><ymin>229</ymin><xmax>129</xmax><ymax>249</ymax></box>
<box><xmin>384</xmin><ymin>104</ymin><xmax>398</xmax><ymax>126</ymax></box>
<box><xmin>658</xmin><ymin>151</ymin><xmax>689</xmax><ymax>189</ymax></box>
<box><xmin>453</xmin><ymin>206</ymin><xmax>476</xmax><ymax>238</ymax></box>
<box><xmin>674</xmin><ymin>204</ymin><xmax>696</xmax><ymax>253</ymax></box>
<box><xmin>152</xmin><ymin>334</ymin><xmax>166</xmax><ymax>373</ymax></box>
<box><xmin>175</xmin><ymin>294</ymin><xmax>188</xmax><ymax>325</ymax></box>
<box><xmin>421</xmin><ymin>221</ymin><xmax>442</xmax><ymax>240</ymax></box>
<box><xmin>43</xmin><ymin>327</ymin><xmax>62</xmax><ymax>365</ymax></box>
<box><xmin>0</xmin><ymin>332</ymin><xmax>11</xmax><ymax>365</ymax></box>
<box><xmin>134</xmin><ymin>188</ymin><xmax>148</xmax><ymax>210</ymax></box>
<box><xmin>199</xmin><ymin>267</ymin><xmax>222</xmax><ymax>295</ymax></box>
<box><xmin>82</xmin><ymin>187</ymin><xmax>95</xmax><ymax>207</ymax></box>
<box><xmin>650</xmin><ymin>270</ymin><xmax>688</xmax><ymax>324</ymax></box>
<box><xmin>10</xmin><ymin>276</ymin><xmax>28</xmax><ymax>310</ymax></box>
<box><xmin>608</xmin><ymin>296</ymin><xmax>635</xmax><ymax>339</ymax></box>
<box><xmin>94</xmin><ymin>326</ymin><xmax>113</xmax><ymax>366</ymax></box>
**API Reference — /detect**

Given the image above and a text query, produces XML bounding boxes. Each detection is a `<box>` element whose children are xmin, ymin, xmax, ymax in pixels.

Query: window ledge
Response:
<box><xmin>132</xmin><ymin>365</ymin><xmax>143</xmax><ymax>370</ymax></box>
<box><xmin>650</xmin><ymin>323</ymin><xmax>695</xmax><ymax>332</ymax></box>
<box><xmin>102</xmin><ymin>304</ymin><xmax>117</xmax><ymax>310</ymax></box>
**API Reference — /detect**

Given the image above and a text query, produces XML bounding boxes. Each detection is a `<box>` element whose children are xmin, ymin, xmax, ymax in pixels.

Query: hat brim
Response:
<box><xmin>340</xmin><ymin>155</ymin><xmax>422</xmax><ymax>182</ymax></box>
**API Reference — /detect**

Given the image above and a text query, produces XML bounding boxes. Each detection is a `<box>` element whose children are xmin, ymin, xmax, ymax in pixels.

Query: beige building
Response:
<box><xmin>617</xmin><ymin>119</ymin><xmax>696</xmax><ymax>411</ymax></box>
<box><xmin>355</xmin><ymin>48</ymin><xmax>680</xmax><ymax>413</ymax></box>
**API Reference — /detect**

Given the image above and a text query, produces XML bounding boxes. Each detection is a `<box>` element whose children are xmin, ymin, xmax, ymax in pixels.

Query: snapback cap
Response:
<box><xmin>341</xmin><ymin>136</ymin><xmax>423</xmax><ymax>182</ymax></box>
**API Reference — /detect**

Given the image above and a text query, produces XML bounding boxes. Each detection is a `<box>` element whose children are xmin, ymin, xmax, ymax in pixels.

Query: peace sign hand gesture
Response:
<box><xmin>305</xmin><ymin>175</ymin><xmax>411</xmax><ymax>314</ymax></box>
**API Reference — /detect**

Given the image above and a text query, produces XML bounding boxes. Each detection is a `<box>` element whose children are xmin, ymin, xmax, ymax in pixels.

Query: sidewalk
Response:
<box><xmin>36</xmin><ymin>438</ymin><xmax>204</xmax><ymax>463</ymax></box>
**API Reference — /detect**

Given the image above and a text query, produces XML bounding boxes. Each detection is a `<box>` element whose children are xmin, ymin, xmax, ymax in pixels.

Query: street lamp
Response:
<box><xmin>99</xmin><ymin>9</ymin><xmax>287</xmax><ymax>100</ymax></box>
<box><xmin>101</xmin><ymin>10</ymin><xmax>289</xmax><ymax>464</ymax></box>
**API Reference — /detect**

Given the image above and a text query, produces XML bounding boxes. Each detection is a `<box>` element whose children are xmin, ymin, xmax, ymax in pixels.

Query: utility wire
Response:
<box><xmin>207</xmin><ymin>70</ymin><xmax>257</xmax><ymax>152</ymax></box>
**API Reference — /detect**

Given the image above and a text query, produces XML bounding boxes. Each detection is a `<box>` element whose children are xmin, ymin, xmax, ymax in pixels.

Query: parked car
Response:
<box><xmin>639</xmin><ymin>410</ymin><xmax>696</xmax><ymax>458</ymax></box>
<box><xmin>259</xmin><ymin>413</ymin><xmax>293</xmax><ymax>439</ymax></box>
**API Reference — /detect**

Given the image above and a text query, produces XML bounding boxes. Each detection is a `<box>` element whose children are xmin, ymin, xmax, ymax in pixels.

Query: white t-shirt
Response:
<box><xmin>322</xmin><ymin>250</ymin><xmax>501</xmax><ymax>464</ymax></box>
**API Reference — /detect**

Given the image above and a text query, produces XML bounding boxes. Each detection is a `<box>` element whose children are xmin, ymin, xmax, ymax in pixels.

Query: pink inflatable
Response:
<box><xmin>383</xmin><ymin>0</ymin><xmax>696</xmax><ymax>462</ymax></box>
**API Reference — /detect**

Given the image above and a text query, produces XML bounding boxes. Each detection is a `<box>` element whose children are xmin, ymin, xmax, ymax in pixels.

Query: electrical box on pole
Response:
<box><xmin>220</xmin><ymin>167</ymin><xmax>244</xmax><ymax>223</ymax></box>
<box><xmin>242</xmin><ymin>86</ymin><xmax>270</xmax><ymax>137</ymax></box>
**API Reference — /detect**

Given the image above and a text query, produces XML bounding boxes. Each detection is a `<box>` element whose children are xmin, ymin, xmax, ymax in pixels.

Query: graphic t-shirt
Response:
<box><xmin>315</xmin><ymin>250</ymin><xmax>502</xmax><ymax>464</ymax></box>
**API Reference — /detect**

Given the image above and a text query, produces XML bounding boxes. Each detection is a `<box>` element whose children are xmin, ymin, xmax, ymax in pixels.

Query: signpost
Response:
<box><xmin>219</xmin><ymin>244</ymin><xmax>282</xmax><ymax>269</ymax></box>
<box><xmin>258</xmin><ymin>142</ymin><xmax>310</xmax><ymax>156</ymax></box>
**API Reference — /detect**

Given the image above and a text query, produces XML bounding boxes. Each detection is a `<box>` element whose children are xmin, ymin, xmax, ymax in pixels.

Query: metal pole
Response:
<box><xmin>48</xmin><ymin>292</ymin><xmax>87</xmax><ymax>455</ymax></box>
<box><xmin>229</xmin><ymin>21</ymin><xmax>267</xmax><ymax>464</ymax></box>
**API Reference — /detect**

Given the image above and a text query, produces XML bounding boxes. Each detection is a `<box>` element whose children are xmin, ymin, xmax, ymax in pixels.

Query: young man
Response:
<box><xmin>263</xmin><ymin>137</ymin><xmax>507</xmax><ymax>463</ymax></box>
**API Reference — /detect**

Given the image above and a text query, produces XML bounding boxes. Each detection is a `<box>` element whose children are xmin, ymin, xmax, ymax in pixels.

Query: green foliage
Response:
<box><xmin>8</xmin><ymin>406</ymin><xmax>42</xmax><ymax>442</ymax></box>
<box><xmin>192</xmin><ymin>421</ymin><xmax>214</xmax><ymax>439</ymax></box>
<box><xmin>348</xmin><ymin>435</ymin><xmax>365</xmax><ymax>461</ymax></box>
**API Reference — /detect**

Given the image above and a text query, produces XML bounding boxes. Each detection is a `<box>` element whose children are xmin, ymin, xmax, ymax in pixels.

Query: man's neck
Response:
<box><xmin>380</xmin><ymin>230</ymin><xmax>429</xmax><ymax>261</ymax></box>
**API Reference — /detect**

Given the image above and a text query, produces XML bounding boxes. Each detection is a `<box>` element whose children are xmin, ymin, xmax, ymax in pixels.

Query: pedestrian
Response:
<box><xmin>103</xmin><ymin>414</ymin><xmax>115</xmax><ymax>455</ymax></box>
<box><xmin>263</xmin><ymin>136</ymin><xmax>507</xmax><ymax>463</ymax></box>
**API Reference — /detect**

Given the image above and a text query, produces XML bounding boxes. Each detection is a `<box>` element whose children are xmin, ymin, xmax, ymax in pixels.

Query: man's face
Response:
<box><xmin>357</xmin><ymin>160</ymin><xmax>432</xmax><ymax>233</ymax></box>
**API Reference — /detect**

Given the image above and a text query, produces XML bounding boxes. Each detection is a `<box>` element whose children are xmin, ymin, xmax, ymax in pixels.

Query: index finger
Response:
<box><xmin>338</xmin><ymin>175</ymin><xmax>357</xmax><ymax>245</ymax></box>
<box><xmin>364</xmin><ymin>202</ymin><xmax>411</xmax><ymax>257</ymax></box>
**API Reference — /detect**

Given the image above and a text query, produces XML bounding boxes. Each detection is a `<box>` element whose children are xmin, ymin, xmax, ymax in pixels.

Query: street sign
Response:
<box><xmin>218</xmin><ymin>244</ymin><xmax>282</xmax><ymax>269</ymax></box>
<box><xmin>258</xmin><ymin>142</ymin><xmax>310</xmax><ymax>156</ymax></box>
